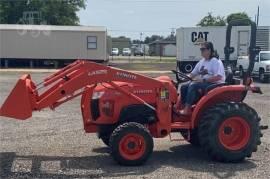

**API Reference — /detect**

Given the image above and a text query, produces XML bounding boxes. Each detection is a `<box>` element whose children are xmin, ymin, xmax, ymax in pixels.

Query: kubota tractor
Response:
<box><xmin>0</xmin><ymin>21</ymin><xmax>268</xmax><ymax>166</ymax></box>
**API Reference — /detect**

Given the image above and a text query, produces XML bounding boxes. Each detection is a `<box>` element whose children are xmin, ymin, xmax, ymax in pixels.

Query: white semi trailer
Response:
<box><xmin>176</xmin><ymin>26</ymin><xmax>270</xmax><ymax>73</ymax></box>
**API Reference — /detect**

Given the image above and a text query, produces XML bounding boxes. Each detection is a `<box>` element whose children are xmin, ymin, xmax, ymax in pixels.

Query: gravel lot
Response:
<box><xmin>0</xmin><ymin>69</ymin><xmax>269</xmax><ymax>179</ymax></box>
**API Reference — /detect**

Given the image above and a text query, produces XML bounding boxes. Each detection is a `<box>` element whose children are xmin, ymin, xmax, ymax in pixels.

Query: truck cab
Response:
<box><xmin>236</xmin><ymin>51</ymin><xmax>270</xmax><ymax>82</ymax></box>
<box><xmin>253</xmin><ymin>51</ymin><xmax>270</xmax><ymax>82</ymax></box>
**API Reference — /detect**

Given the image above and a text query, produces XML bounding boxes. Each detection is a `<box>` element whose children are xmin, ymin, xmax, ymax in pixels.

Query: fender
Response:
<box><xmin>191</xmin><ymin>85</ymin><xmax>247</xmax><ymax>128</ymax></box>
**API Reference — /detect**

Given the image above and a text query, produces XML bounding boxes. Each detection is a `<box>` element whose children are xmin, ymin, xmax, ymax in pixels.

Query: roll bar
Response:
<box><xmin>224</xmin><ymin>19</ymin><xmax>260</xmax><ymax>84</ymax></box>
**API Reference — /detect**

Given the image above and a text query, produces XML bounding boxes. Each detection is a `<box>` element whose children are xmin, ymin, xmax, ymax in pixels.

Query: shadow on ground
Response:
<box><xmin>0</xmin><ymin>144</ymin><xmax>256</xmax><ymax>179</ymax></box>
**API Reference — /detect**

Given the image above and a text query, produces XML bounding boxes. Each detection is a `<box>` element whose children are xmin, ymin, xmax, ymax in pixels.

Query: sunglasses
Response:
<box><xmin>200</xmin><ymin>47</ymin><xmax>209</xmax><ymax>52</ymax></box>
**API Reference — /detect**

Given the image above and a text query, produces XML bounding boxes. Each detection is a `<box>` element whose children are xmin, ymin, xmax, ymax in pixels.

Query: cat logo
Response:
<box><xmin>191</xmin><ymin>31</ymin><xmax>209</xmax><ymax>45</ymax></box>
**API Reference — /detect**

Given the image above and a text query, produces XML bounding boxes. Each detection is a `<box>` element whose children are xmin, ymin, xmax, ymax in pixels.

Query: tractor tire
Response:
<box><xmin>198</xmin><ymin>102</ymin><xmax>261</xmax><ymax>162</ymax></box>
<box><xmin>109</xmin><ymin>122</ymin><xmax>153</xmax><ymax>166</ymax></box>
<box><xmin>180</xmin><ymin>129</ymin><xmax>200</xmax><ymax>146</ymax></box>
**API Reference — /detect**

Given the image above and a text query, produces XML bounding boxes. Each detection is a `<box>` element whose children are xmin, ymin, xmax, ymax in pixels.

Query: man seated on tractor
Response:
<box><xmin>179</xmin><ymin>41</ymin><xmax>225</xmax><ymax>116</ymax></box>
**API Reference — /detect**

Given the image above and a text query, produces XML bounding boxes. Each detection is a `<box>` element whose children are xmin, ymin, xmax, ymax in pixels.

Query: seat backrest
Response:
<box><xmin>225</xmin><ymin>68</ymin><xmax>234</xmax><ymax>84</ymax></box>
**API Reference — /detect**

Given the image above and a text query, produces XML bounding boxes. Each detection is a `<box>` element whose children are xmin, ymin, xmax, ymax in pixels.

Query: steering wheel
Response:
<box><xmin>171</xmin><ymin>70</ymin><xmax>193</xmax><ymax>83</ymax></box>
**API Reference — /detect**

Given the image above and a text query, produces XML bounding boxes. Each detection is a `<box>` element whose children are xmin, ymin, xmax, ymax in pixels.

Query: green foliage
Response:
<box><xmin>0</xmin><ymin>0</ymin><xmax>86</xmax><ymax>25</ymax></box>
<box><xmin>197</xmin><ymin>12</ymin><xmax>252</xmax><ymax>27</ymax></box>
<box><xmin>144</xmin><ymin>35</ymin><xmax>164</xmax><ymax>44</ymax></box>
<box><xmin>226</xmin><ymin>12</ymin><xmax>251</xmax><ymax>25</ymax></box>
<box><xmin>197</xmin><ymin>12</ymin><xmax>226</xmax><ymax>27</ymax></box>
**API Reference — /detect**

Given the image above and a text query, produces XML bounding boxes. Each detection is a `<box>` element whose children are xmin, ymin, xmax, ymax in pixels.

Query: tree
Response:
<box><xmin>164</xmin><ymin>34</ymin><xmax>176</xmax><ymax>41</ymax></box>
<box><xmin>226</xmin><ymin>12</ymin><xmax>251</xmax><ymax>25</ymax></box>
<box><xmin>132</xmin><ymin>39</ymin><xmax>142</xmax><ymax>44</ymax></box>
<box><xmin>144</xmin><ymin>35</ymin><xmax>164</xmax><ymax>44</ymax></box>
<box><xmin>0</xmin><ymin>0</ymin><xmax>86</xmax><ymax>25</ymax></box>
<box><xmin>197</xmin><ymin>12</ymin><xmax>226</xmax><ymax>26</ymax></box>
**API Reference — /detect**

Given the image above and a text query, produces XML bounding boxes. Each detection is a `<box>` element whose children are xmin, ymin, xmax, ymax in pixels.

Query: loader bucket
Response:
<box><xmin>0</xmin><ymin>74</ymin><xmax>36</xmax><ymax>120</ymax></box>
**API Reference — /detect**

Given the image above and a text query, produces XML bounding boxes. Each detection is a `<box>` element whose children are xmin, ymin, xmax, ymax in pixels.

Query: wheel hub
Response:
<box><xmin>224</xmin><ymin>126</ymin><xmax>232</xmax><ymax>135</ymax></box>
<box><xmin>218</xmin><ymin>117</ymin><xmax>251</xmax><ymax>151</ymax></box>
<box><xmin>119</xmin><ymin>133</ymin><xmax>146</xmax><ymax>160</ymax></box>
<box><xmin>127</xmin><ymin>142</ymin><xmax>136</xmax><ymax>149</ymax></box>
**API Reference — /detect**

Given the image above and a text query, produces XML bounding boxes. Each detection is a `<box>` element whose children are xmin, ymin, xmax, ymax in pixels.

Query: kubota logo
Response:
<box><xmin>116</xmin><ymin>72</ymin><xmax>137</xmax><ymax>80</ymax></box>
<box><xmin>88</xmin><ymin>70</ymin><xmax>108</xmax><ymax>76</ymax></box>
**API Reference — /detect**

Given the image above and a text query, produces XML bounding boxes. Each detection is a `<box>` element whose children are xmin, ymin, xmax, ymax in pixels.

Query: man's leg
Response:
<box><xmin>180</xmin><ymin>82</ymin><xmax>190</xmax><ymax>105</ymax></box>
<box><xmin>181</xmin><ymin>82</ymin><xmax>213</xmax><ymax>115</ymax></box>
<box><xmin>185</xmin><ymin>82</ymin><xmax>213</xmax><ymax>105</ymax></box>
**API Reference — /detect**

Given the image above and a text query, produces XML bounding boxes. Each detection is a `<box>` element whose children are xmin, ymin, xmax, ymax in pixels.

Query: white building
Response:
<box><xmin>163</xmin><ymin>44</ymin><xmax>177</xmax><ymax>57</ymax></box>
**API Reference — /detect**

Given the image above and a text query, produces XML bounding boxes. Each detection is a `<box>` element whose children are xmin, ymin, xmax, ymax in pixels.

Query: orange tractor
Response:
<box><xmin>0</xmin><ymin>21</ymin><xmax>268</xmax><ymax>166</ymax></box>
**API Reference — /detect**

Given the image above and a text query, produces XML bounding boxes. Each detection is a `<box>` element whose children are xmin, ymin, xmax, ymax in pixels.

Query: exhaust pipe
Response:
<box><xmin>0</xmin><ymin>74</ymin><xmax>37</xmax><ymax>120</ymax></box>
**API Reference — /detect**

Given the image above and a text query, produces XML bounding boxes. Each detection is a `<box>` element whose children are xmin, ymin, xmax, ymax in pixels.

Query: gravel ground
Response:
<box><xmin>0</xmin><ymin>70</ymin><xmax>269</xmax><ymax>179</ymax></box>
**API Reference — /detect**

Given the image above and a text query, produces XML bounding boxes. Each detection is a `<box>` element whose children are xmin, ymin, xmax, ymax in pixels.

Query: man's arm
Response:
<box><xmin>204</xmin><ymin>75</ymin><xmax>222</xmax><ymax>83</ymax></box>
<box><xmin>205</xmin><ymin>60</ymin><xmax>225</xmax><ymax>83</ymax></box>
<box><xmin>189</xmin><ymin>61</ymin><xmax>201</xmax><ymax>78</ymax></box>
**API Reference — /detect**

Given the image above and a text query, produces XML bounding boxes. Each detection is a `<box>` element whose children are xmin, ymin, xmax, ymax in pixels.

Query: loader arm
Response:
<box><xmin>0</xmin><ymin>60</ymin><xmax>170</xmax><ymax>120</ymax></box>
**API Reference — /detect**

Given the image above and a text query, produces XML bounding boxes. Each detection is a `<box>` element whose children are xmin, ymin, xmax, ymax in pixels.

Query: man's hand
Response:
<box><xmin>199</xmin><ymin>69</ymin><xmax>208</xmax><ymax>75</ymax></box>
<box><xmin>193</xmin><ymin>78</ymin><xmax>204</xmax><ymax>83</ymax></box>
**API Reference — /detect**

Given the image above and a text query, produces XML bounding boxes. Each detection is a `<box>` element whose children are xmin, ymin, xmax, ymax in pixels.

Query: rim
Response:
<box><xmin>119</xmin><ymin>133</ymin><xmax>146</xmax><ymax>160</ymax></box>
<box><xmin>218</xmin><ymin>117</ymin><xmax>251</xmax><ymax>151</ymax></box>
<box><xmin>185</xmin><ymin>64</ymin><xmax>193</xmax><ymax>73</ymax></box>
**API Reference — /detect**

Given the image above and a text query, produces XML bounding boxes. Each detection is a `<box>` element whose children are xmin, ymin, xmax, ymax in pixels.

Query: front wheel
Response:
<box><xmin>109</xmin><ymin>122</ymin><xmax>153</xmax><ymax>166</ymax></box>
<box><xmin>198</xmin><ymin>102</ymin><xmax>261</xmax><ymax>162</ymax></box>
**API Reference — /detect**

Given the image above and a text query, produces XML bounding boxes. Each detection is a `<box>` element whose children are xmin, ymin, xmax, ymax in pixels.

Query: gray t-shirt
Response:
<box><xmin>191</xmin><ymin>57</ymin><xmax>226</xmax><ymax>83</ymax></box>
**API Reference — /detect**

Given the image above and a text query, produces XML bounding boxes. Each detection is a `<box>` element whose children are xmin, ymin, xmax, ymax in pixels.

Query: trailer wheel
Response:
<box><xmin>109</xmin><ymin>122</ymin><xmax>153</xmax><ymax>166</ymax></box>
<box><xmin>184</xmin><ymin>63</ymin><xmax>193</xmax><ymax>73</ymax></box>
<box><xmin>198</xmin><ymin>102</ymin><xmax>261</xmax><ymax>162</ymax></box>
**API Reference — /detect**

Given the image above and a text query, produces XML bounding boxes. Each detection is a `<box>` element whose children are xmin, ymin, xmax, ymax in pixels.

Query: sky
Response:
<box><xmin>78</xmin><ymin>0</ymin><xmax>270</xmax><ymax>40</ymax></box>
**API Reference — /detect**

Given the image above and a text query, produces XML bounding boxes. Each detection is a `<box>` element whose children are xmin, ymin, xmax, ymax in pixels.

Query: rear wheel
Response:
<box><xmin>180</xmin><ymin>128</ymin><xmax>200</xmax><ymax>146</ymax></box>
<box><xmin>198</xmin><ymin>102</ymin><xmax>261</xmax><ymax>162</ymax></box>
<box><xmin>109</xmin><ymin>122</ymin><xmax>153</xmax><ymax>166</ymax></box>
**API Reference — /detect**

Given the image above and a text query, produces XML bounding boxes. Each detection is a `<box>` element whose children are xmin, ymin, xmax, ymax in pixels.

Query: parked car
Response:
<box><xmin>111</xmin><ymin>48</ymin><xmax>119</xmax><ymax>56</ymax></box>
<box><xmin>236</xmin><ymin>51</ymin><xmax>270</xmax><ymax>82</ymax></box>
<box><xmin>122</xmin><ymin>48</ymin><xmax>131</xmax><ymax>56</ymax></box>
<box><xmin>134</xmin><ymin>48</ymin><xmax>144</xmax><ymax>56</ymax></box>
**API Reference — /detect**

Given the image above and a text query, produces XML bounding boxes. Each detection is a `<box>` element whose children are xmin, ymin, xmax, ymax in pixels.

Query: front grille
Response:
<box><xmin>91</xmin><ymin>99</ymin><xmax>100</xmax><ymax>121</ymax></box>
